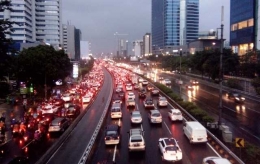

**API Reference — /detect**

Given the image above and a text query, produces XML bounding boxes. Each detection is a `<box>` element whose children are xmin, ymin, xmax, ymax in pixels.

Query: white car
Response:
<box><xmin>142</xmin><ymin>80</ymin><xmax>148</xmax><ymax>85</ymax></box>
<box><xmin>127</xmin><ymin>92</ymin><xmax>135</xmax><ymax>99</ymax></box>
<box><xmin>128</xmin><ymin>128</ymin><xmax>145</xmax><ymax>151</ymax></box>
<box><xmin>168</xmin><ymin>108</ymin><xmax>183</xmax><ymax>121</ymax></box>
<box><xmin>163</xmin><ymin>79</ymin><xmax>171</xmax><ymax>85</ymax></box>
<box><xmin>61</xmin><ymin>93</ymin><xmax>71</xmax><ymax>102</ymax></box>
<box><xmin>41</xmin><ymin>104</ymin><xmax>57</xmax><ymax>114</ymax></box>
<box><xmin>148</xmin><ymin>109</ymin><xmax>162</xmax><ymax>123</ymax></box>
<box><xmin>82</xmin><ymin>94</ymin><xmax>91</xmax><ymax>103</ymax></box>
<box><xmin>131</xmin><ymin>111</ymin><xmax>142</xmax><ymax>124</ymax></box>
<box><xmin>158</xmin><ymin>97</ymin><xmax>168</xmax><ymax>107</ymax></box>
<box><xmin>158</xmin><ymin>138</ymin><xmax>182</xmax><ymax>162</ymax></box>
<box><xmin>143</xmin><ymin>98</ymin><xmax>154</xmax><ymax>108</ymax></box>
<box><xmin>202</xmin><ymin>157</ymin><xmax>231</xmax><ymax>164</ymax></box>
<box><xmin>126</xmin><ymin>97</ymin><xmax>135</xmax><ymax>107</ymax></box>
<box><xmin>126</xmin><ymin>84</ymin><xmax>133</xmax><ymax>91</ymax></box>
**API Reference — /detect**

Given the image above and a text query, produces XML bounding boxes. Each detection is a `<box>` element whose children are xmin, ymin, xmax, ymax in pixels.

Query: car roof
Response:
<box><xmin>106</xmin><ymin>124</ymin><xmax>119</xmax><ymax>131</ymax></box>
<box><xmin>132</xmin><ymin>111</ymin><xmax>141</xmax><ymax>114</ymax></box>
<box><xmin>163</xmin><ymin>138</ymin><xmax>177</xmax><ymax>146</ymax></box>
<box><xmin>130</xmin><ymin>128</ymin><xmax>142</xmax><ymax>135</ymax></box>
<box><xmin>150</xmin><ymin>109</ymin><xmax>160</xmax><ymax>113</ymax></box>
<box><xmin>170</xmin><ymin>108</ymin><xmax>181</xmax><ymax>112</ymax></box>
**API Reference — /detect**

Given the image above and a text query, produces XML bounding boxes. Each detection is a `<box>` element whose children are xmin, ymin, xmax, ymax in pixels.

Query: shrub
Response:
<box><xmin>190</xmin><ymin>108</ymin><xmax>207</xmax><ymax>121</ymax></box>
<box><xmin>185</xmin><ymin>102</ymin><xmax>197</xmax><ymax>111</ymax></box>
<box><xmin>0</xmin><ymin>82</ymin><xmax>10</xmax><ymax>98</ymax></box>
<box><xmin>202</xmin><ymin>115</ymin><xmax>215</xmax><ymax>123</ymax></box>
<box><xmin>226</xmin><ymin>79</ymin><xmax>243</xmax><ymax>90</ymax></box>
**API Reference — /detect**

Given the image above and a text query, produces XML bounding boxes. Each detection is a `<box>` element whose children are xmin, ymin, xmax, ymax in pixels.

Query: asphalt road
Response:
<box><xmin>45</xmin><ymin>69</ymin><xmax>113</xmax><ymax>164</ymax></box>
<box><xmin>89</xmin><ymin>82</ymin><xmax>217</xmax><ymax>164</ymax></box>
<box><xmin>162</xmin><ymin>73</ymin><xmax>260</xmax><ymax>146</ymax></box>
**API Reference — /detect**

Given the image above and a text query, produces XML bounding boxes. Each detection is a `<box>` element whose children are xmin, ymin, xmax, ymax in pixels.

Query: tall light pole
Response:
<box><xmin>179</xmin><ymin>48</ymin><xmax>183</xmax><ymax>95</ymax></box>
<box><xmin>218</xmin><ymin>6</ymin><xmax>224</xmax><ymax>125</ymax></box>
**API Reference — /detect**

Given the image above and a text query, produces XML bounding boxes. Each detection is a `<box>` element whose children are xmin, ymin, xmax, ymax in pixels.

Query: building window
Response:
<box><xmin>248</xmin><ymin>18</ymin><xmax>254</xmax><ymax>27</ymax></box>
<box><xmin>231</xmin><ymin>24</ymin><xmax>238</xmax><ymax>31</ymax></box>
<box><xmin>238</xmin><ymin>20</ymin><xmax>247</xmax><ymax>29</ymax></box>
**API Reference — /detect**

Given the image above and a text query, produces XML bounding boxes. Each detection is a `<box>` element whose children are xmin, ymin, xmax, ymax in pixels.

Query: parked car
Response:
<box><xmin>158</xmin><ymin>137</ymin><xmax>182</xmax><ymax>162</ymax></box>
<box><xmin>128</xmin><ymin>128</ymin><xmax>145</xmax><ymax>151</ymax></box>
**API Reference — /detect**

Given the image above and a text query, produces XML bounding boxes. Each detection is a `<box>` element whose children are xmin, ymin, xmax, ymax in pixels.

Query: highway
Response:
<box><xmin>89</xmin><ymin>82</ymin><xmax>217</xmax><ymax>164</ymax></box>
<box><xmin>161</xmin><ymin>72</ymin><xmax>260</xmax><ymax>146</ymax></box>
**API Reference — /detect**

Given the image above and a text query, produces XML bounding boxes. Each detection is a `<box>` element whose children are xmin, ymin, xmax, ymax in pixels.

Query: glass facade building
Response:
<box><xmin>152</xmin><ymin>0</ymin><xmax>199</xmax><ymax>53</ymax></box>
<box><xmin>230</xmin><ymin>0</ymin><xmax>256</xmax><ymax>55</ymax></box>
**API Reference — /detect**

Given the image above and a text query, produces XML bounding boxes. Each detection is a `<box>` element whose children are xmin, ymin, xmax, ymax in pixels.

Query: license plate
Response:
<box><xmin>198</xmin><ymin>138</ymin><xmax>202</xmax><ymax>140</ymax></box>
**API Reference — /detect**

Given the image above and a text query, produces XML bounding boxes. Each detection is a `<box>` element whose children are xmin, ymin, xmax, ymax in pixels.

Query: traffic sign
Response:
<box><xmin>235</xmin><ymin>138</ymin><xmax>244</xmax><ymax>147</ymax></box>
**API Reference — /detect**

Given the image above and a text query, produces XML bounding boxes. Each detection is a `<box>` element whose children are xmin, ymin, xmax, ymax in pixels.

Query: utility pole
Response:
<box><xmin>218</xmin><ymin>6</ymin><xmax>224</xmax><ymax>125</ymax></box>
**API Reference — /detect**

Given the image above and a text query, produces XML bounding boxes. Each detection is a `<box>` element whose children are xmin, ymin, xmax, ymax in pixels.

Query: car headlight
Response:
<box><xmin>235</xmin><ymin>97</ymin><xmax>240</xmax><ymax>100</ymax></box>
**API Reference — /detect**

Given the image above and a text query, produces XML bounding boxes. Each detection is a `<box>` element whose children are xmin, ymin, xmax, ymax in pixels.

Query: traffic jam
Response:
<box><xmin>0</xmin><ymin>63</ymin><xmax>104</xmax><ymax>162</ymax></box>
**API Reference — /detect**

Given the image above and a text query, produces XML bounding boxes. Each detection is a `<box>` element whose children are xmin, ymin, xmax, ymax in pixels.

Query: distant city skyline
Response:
<box><xmin>62</xmin><ymin>0</ymin><xmax>229</xmax><ymax>54</ymax></box>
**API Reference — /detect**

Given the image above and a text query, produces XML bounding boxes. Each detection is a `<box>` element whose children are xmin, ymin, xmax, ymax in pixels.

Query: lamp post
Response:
<box><xmin>179</xmin><ymin>48</ymin><xmax>183</xmax><ymax>95</ymax></box>
<box><xmin>218</xmin><ymin>6</ymin><xmax>224</xmax><ymax>126</ymax></box>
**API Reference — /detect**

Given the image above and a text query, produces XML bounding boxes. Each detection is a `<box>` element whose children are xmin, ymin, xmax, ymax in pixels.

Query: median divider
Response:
<box><xmin>36</xmin><ymin>71</ymin><xmax>106</xmax><ymax>164</ymax></box>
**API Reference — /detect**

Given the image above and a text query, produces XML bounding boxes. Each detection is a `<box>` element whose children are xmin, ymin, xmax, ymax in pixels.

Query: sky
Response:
<box><xmin>62</xmin><ymin>0</ymin><xmax>230</xmax><ymax>55</ymax></box>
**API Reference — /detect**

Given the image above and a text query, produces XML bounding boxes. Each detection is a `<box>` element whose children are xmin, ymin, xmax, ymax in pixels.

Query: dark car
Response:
<box><xmin>66</xmin><ymin>104</ymin><xmax>81</xmax><ymax>118</ymax></box>
<box><xmin>104</xmin><ymin>124</ymin><xmax>120</xmax><ymax>145</ymax></box>
<box><xmin>139</xmin><ymin>88</ymin><xmax>146</xmax><ymax>98</ymax></box>
<box><xmin>39</xmin><ymin>113</ymin><xmax>55</xmax><ymax>126</ymax></box>
<box><xmin>118</xmin><ymin>91</ymin><xmax>125</xmax><ymax>100</ymax></box>
<box><xmin>226</xmin><ymin>92</ymin><xmax>245</xmax><ymax>103</ymax></box>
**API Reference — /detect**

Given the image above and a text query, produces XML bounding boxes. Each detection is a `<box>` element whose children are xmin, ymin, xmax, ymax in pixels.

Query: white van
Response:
<box><xmin>183</xmin><ymin>121</ymin><xmax>207</xmax><ymax>143</ymax></box>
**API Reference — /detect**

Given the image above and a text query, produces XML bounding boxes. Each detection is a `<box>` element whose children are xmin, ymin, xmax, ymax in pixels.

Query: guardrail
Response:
<box><xmin>134</xmin><ymin>73</ymin><xmax>245</xmax><ymax>164</ymax></box>
<box><xmin>36</xmin><ymin>71</ymin><xmax>106</xmax><ymax>164</ymax></box>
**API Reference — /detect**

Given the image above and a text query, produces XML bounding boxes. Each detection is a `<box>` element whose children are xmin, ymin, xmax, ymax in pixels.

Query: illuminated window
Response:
<box><xmin>248</xmin><ymin>18</ymin><xmax>254</xmax><ymax>27</ymax></box>
<box><xmin>231</xmin><ymin>24</ymin><xmax>238</xmax><ymax>31</ymax></box>
<box><xmin>238</xmin><ymin>20</ymin><xmax>247</xmax><ymax>29</ymax></box>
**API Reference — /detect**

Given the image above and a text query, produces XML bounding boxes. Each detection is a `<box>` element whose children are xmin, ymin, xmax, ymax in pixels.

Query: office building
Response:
<box><xmin>230</xmin><ymin>0</ymin><xmax>259</xmax><ymax>56</ymax></box>
<box><xmin>62</xmin><ymin>24</ymin><xmax>81</xmax><ymax>60</ymax></box>
<box><xmin>0</xmin><ymin>0</ymin><xmax>62</xmax><ymax>47</ymax></box>
<box><xmin>143</xmin><ymin>33</ymin><xmax>152</xmax><ymax>56</ymax></box>
<box><xmin>80</xmin><ymin>41</ymin><xmax>91</xmax><ymax>59</ymax></box>
<box><xmin>133</xmin><ymin>40</ymin><xmax>143</xmax><ymax>57</ymax></box>
<box><xmin>152</xmin><ymin>0</ymin><xmax>199</xmax><ymax>54</ymax></box>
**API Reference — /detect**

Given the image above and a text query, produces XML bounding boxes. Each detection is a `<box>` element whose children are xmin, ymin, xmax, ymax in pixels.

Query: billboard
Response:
<box><xmin>73</xmin><ymin>63</ymin><xmax>79</xmax><ymax>78</ymax></box>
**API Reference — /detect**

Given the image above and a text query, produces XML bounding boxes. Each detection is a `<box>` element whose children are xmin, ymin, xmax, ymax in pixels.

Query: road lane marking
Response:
<box><xmin>112</xmin><ymin>145</ymin><xmax>117</xmax><ymax>162</ymax></box>
<box><xmin>141</xmin><ymin>124</ymin><xmax>143</xmax><ymax>131</ymax></box>
<box><xmin>118</xmin><ymin>119</ymin><xmax>121</xmax><ymax>127</ymax></box>
<box><xmin>207</xmin><ymin>143</ymin><xmax>221</xmax><ymax>157</ymax></box>
<box><xmin>22</xmin><ymin>140</ymin><xmax>34</xmax><ymax>149</ymax></box>
<box><xmin>163</xmin><ymin>121</ymin><xmax>172</xmax><ymax>135</ymax></box>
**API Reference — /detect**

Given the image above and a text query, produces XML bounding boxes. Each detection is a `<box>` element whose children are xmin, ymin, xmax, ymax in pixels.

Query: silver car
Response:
<box><xmin>131</xmin><ymin>111</ymin><xmax>142</xmax><ymax>124</ymax></box>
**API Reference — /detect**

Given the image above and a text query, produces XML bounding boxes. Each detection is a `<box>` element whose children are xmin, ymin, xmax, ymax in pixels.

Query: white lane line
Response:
<box><xmin>207</xmin><ymin>143</ymin><xmax>221</xmax><ymax>157</ymax></box>
<box><xmin>112</xmin><ymin>145</ymin><xmax>117</xmax><ymax>162</ymax></box>
<box><xmin>47</xmin><ymin>140</ymin><xmax>66</xmax><ymax>164</ymax></box>
<box><xmin>141</xmin><ymin>124</ymin><xmax>143</xmax><ymax>131</ymax></box>
<box><xmin>22</xmin><ymin>140</ymin><xmax>34</xmax><ymax>149</ymax></box>
<box><xmin>118</xmin><ymin>119</ymin><xmax>121</xmax><ymax>127</ymax></box>
<box><xmin>163</xmin><ymin>121</ymin><xmax>172</xmax><ymax>135</ymax></box>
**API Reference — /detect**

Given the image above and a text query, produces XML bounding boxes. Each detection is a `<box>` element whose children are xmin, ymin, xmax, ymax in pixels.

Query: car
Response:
<box><xmin>61</xmin><ymin>93</ymin><xmax>71</xmax><ymax>102</ymax></box>
<box><xmin>158</xmin><ymin>97</ymin><xmax>168</xmax><ymax>107</ymax></box>
<box><xmin>126</xmin><ymin>97</ymin><xmax>135</xmax><ymax>107</ymax></box>
<box><xmin>127</xmin><ymin>92</ymin><xmax>135</xmax><ymax>99</ymax></box>
<box><xmin>151</xmin><ymin>89</ymin><xmax>159</xmax><ymax>96</ymax></box>
<box><xmin>147</xmin><ymin>85</ymin><xmax>154</xmax><ymax>91</ymax></box>
<box><xmin>186</xmin><ymin>85</ymin><xmax>194</xmax><ymax>90</ymax></box>
<box><xmin>48</xmin><ymin>117</ymin><xmax>70</xmax><ymax>133</ymax></box>
<box><xmin>162</xmin><ymin>79</ymin><xmax>171</xmax><ymax>85</ymax></box>
<box><xmin>115</xmin><ymin>87</ymin><xmax>122</xmax><ymax>93</ymax></box>
<box><xmin>226</xmin><ymin>92</ymin><xmax>245</xmax><ymax>103</ymax></box>
<box><xmin>138</xmin><ymin>78</ymin><xmax>144</xmax><ymax>83</ymax></box>
<box><xmin>104</xmin><ymin>124</ymin><xmax>120</xmax><ymax>145</ymax></box>
<box><xmin>202</xmin><ymin>156</ymin><xmax>231</xmax><ymax>164</ymax></box>
<box><xmin>110</xmin><ymin>103</ymin><xmax>122</xmax><ymax>119</ymax></box>
<box><xmin>126</xmin><ymin>83</ymin><xmax>133</xmax><ymax>91</ymax></box>
<box><xmin>168</xmin><ymin>108</ymin><xmax>183</xmax><ymax>121</ymax></box>
<box><xmin>133</xmin><ymin>84</ymin><xmax>139</xmax><ymax>89</ymax></box>
<box><xmin>190</xmin><ymin>80</ymin><xmax>199</xmax><ymax>85</ymax></box>
<box><xmin>143</xmin><ymin>98</ymin><xmax>154</xmax><ymax>108</ymax></box>
<box><xmin>130</xmin><ymin>111</ymin><xmax>142</xmax><ymax>124</ymax></box>
<box><xmin>66</xmin><ymin>104</ymin><xmax>80</xmax><ymax>118</ymax></box>
<box><xmin>128</xmin><ymin>128</ymin><xmax>145</xmax><ymax>151</ymax></box>
<box><xmin>82</xmin><ymin>94</ymin><xmax>91</xmax><ymax>103</ymax></box>
<box><xmin>158</xmin><ymin>137</ymin><xmax>182</xmax><ymax>162</ymax></box>
<box><xmin>112</xmin><ymin>98</ymin><xmax>123</xmax><ymax>104</ymax></box>
<box><xmin>142</xmin><ymin>80</ymin><xmax>148</xmax><ymax>86</ymax></box>
<box><xmin>148</xmin><ymin>109</ymin><xmax>162</xmax><ymax>123</ymax></box>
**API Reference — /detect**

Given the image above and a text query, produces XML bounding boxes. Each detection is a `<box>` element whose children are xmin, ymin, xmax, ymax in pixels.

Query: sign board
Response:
<box><xmin>20</xmin><ymin>88</ymin><xmax>28</xmax><ymax>94</ymax></box>
<box><xmin>235</xmin><ymin>138</ymin><xmax>244</xmax><ymax>147</ymax></box>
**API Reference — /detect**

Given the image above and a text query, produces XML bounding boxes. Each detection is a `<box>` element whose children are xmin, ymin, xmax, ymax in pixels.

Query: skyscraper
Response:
<box><xmin>152</xmin><ymin>0</ymin><xmax>199</xmax><ymax>54</ymax></box>
<box><xmin>143</xmin><ymin>33</ymin><xmax>152</xmax><ymax>57</ymax></box>
<box><xmin>0</xmin><ymin>0</ymin><xmax>62</xmax><ymax>47</ymax></box>
<box><xmin>230</xmin><ymin>0</ymin><xmax>257</xmax><ymax>56</ymax></box>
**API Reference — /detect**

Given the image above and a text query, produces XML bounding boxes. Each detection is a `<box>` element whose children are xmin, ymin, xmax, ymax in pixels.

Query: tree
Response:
<box><xmin>0</xmin><ymin>0</ymin><xmax>15</xmax><ymax>80</ymax></box>
<box><xmin>16</xmin><ymin>45</ymin><xmax>72</xmax><ymax>88</ymax></box>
